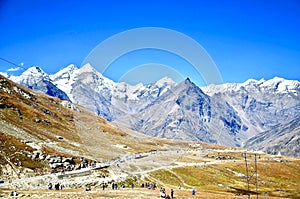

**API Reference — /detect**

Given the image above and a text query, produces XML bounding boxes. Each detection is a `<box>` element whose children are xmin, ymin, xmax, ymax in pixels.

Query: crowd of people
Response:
<box><xmin>141</xmin><ymin>182</ymin><xmax>158</xmax><ymax>190</ymax></box>
<box><xmin>45</xmin><ymin>180</ymin><xmax>196</xmax><ymax>198</ymax></box>
<box><xmin>97</xmin><ymin>181</ymin><xmax>197</xmax><ymax>198</ymax></box>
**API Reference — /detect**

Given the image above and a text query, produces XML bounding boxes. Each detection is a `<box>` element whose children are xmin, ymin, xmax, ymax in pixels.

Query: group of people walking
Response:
<box><xmin>160</xmin><ymin>186</ymin><xmax>196</xmax><ymax>198</ymax></box>
<box><xmin>48</xmin><ymin>182</ymin><xmax>63</xmax><ymax>190</ymax></box>
<box><xmin>160</xmin><ymin>187</ymin><xmax>174</xmax><ymax>199</ymax></box>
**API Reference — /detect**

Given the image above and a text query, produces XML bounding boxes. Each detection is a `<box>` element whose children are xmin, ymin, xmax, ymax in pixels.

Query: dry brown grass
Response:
<box><xmin>148</xmin><ymin>157</ymin><xmax>300</xmax><ymax>198</ymax></box>
<box><xmin>0</xmin><ymin>132</ymin><xmax>45</xmax><ymax>170</ymax></box>
<box><xmin>0</xmin><ymin>80</ymin><xmax>80</xmax><ymax>143</ymax></box>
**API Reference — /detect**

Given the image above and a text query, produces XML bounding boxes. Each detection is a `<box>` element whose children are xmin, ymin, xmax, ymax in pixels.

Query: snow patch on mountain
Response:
<box><xmin>50</xmin><ymin>64</ymin><xmax>79</xmax><ymax>101</ymax></box>
<box><xmin>0</xmin><ymin>72</ymin><xmax>9</xmax><ymax>78</ymax></box>
<box><xmin>12</xmin><ymin>66</ymin><xmax>49</xmax><ymax>86</ymax></box>
<box><xmin>8</xmin><ymin>66</ymin><xmax>70</xmax><ymax>101</ymax></box>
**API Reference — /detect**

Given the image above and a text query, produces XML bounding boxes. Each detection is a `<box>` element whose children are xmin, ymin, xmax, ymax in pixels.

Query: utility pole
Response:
<box><xmin>244</xmin><ymin>153</ymin><xmax>259</xmax><ymax>199</ymax></box>
<box><xmin>244</xmin><ymin>153</ymin><xmax>250</xmax><ymax>199</ymax></box>
<box><xmin>255</xmin><ymin>154</ymin><xmax>258</xmax><ymax>199</ymax></box>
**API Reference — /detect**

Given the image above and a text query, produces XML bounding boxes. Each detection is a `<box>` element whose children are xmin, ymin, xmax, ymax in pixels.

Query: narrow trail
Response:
<box><xmin>142</xmin><ymin>174</ymin><xmax>167</xmax><ymax>188</ymax></box>
<box><xmin>165</xmin><ymin>169</ymin><xmax>193</xmax><ymax>189</ymax></box>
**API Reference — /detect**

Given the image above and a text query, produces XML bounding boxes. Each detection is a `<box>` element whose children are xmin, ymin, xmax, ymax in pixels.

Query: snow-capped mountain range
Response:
<box><xmin>2</xmin><ymin>63</ymin><xmax>300</xmax><ymax>150</ymax></box>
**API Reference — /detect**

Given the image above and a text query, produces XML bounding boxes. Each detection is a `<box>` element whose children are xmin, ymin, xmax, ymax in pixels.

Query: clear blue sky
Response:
<box><xmin>0</xmin><ymin>0</ymin><xmax>299</xmax><ymax>85</ymax></box>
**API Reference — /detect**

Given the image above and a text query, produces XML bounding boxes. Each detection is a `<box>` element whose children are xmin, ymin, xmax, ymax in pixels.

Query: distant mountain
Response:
<box><xmin>116</xmin><ymin>78</ymin><xmax>247</xmax><ymax>146</ymax></box>
<box><xmin>5</xmin><ymin>64</ymin><xmax>300</xmax><ymax>150</ymax></box>
<box><xmin>244</xmin><ymin>116</ymin><xmax>300</xmax><ymax>157</ymax></box>
<box><xmin>51</xmin><ymin>63</ymin><xmax>176</xmax><ymax>121</ymax></box>
<box><xmin>9</xmin><ymin>66</ymin><xmax>70</xmax><ymax>101</ymax></box>
<box><xmin>202</xmin><ymin>77</ymin><xmax>300</xmax><ymax>137</ymax></box>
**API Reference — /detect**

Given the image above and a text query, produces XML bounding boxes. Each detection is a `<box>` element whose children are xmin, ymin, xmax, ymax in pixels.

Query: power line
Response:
<box><xmin>0</xmin><ymin>57</ymin><xmax>27</xmax><ymax>71</ymax></box>
<box><xmin>0</xmin><ymin>57</ymin><xmax>72</xmax><ymax>92</ymax></box>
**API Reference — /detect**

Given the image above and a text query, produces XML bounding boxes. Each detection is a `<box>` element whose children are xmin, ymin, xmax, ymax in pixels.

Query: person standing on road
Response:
<box><xmin>48</xmin><ymin>182</ymin><xmax>52</xmax><ymax>190</ymax></box>
<box><xmin>192</xmin><ymin>187</ymin><xmax>196</xmax><ymax>195</ymax></box>
<box><xmin>112</xmin><ymin>182</ymin><xmax>115</xmax><ymax>190</ymax></box>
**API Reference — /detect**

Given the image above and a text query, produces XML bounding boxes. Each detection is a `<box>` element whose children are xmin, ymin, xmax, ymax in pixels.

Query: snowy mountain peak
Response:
<box><xmin>57</xmin><ymin>64</ymin><xmax>78</xmax><ymax>75</ymax></box>
<box><xmin>49</xmin><ymin>64</ymin><xmax>80</xmax><ymax>100</ymax></box>
<box><xmin>50</xmin><ymin>64</ymin><xmax>79</xmax><ymax>81</ymax></box>
<box><xmin>262</xmin><ymin>76</ymin><xmax>283</xmax><ymax>87</ymax></box>
<box><xmin>65</xmin><ymin>63</ymin><xmax>78</xmax><ymax>71</ymax></box>
<box><xmin>14</xmin><ymin>66</ymin><xmax>50</xmax><ymax>85</ymax></box>
<box><xmin>271</xmin><ymin>76</ymin><xmax>285</xmax><ymax>82</ymax></box>
<box><xmin>260</xmin><ymin>77</ymin><xmax>300</xmax><ymax>93</ymax></box>
<box><xmin>23</xmin><ymin>66</ymin><xmax>48</xmax><ymax>77</ymax></box>
<box><xmin>203</xmin><ymin>77</ymin><xmax>300</xmax><ymax>96</ymax></box>
<box><xmin>170</xmin><ymin>78</ymin><xmax>207</xmax><ymax>98</ymax></box>
<box><xmin>154</xmin><ymin>77</ymin><xmax>176</xmax><ymax>87</ymax></box>
<box><xmin>80</xmin><ymin>63</ymin><xmax>98</xmax><ymax>74</ymax></box>
<box><xmin>241</xmin><ymin>78</ymin><xmax>258</xmax><ymax>86</ymax></box>
<box><xmin>180</xmin><ymin>77</ymin><xmax>198</xmax><ymax>89</ymax></box>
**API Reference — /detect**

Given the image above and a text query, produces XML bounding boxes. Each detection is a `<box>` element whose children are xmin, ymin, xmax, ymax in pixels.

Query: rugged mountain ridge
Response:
<box><xmin>244</xmin><ymin>116</ymin><xmax>300</xmax><ymax>157</ymax></box>
<box><xmin>58</xmin><ymin>63</ymin><xmax>177</xmax><ymax>120</ymax></box>
<box><xmin>202</xmin><ymin>77</ymin><xmax>300</xmax><ymax>132</ymax></box>
<box><xmin>116</xmin><ymin>78</ymin><xmax>248</xmax><ymax>146</ymax></box>
<box><xmin>5</xmin><ymin>64</ymin><xmax>300</xmax><ymax>151</ymax></box>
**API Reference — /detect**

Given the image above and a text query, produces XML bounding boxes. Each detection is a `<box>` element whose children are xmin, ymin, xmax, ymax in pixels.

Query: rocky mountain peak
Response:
<box><xmin>185</xmin><ymin>77</ymin><xmax>191</xmax><ymax>82</ymax></box>
<box><xmin>175</xmin><ymin>77</ymin><xmax>206</xmax><ymax>97</ymax></box>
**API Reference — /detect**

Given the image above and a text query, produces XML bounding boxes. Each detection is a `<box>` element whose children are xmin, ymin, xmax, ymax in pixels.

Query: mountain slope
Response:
<box><xmin>244</xmin><ymin>116</ymin><xmax>300</xmax><ymax>157</ymax></box>
<box><xmin>0</xmin><ymin>74</ymin><xmax>190</xmax><ymax>175</ymax></box>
